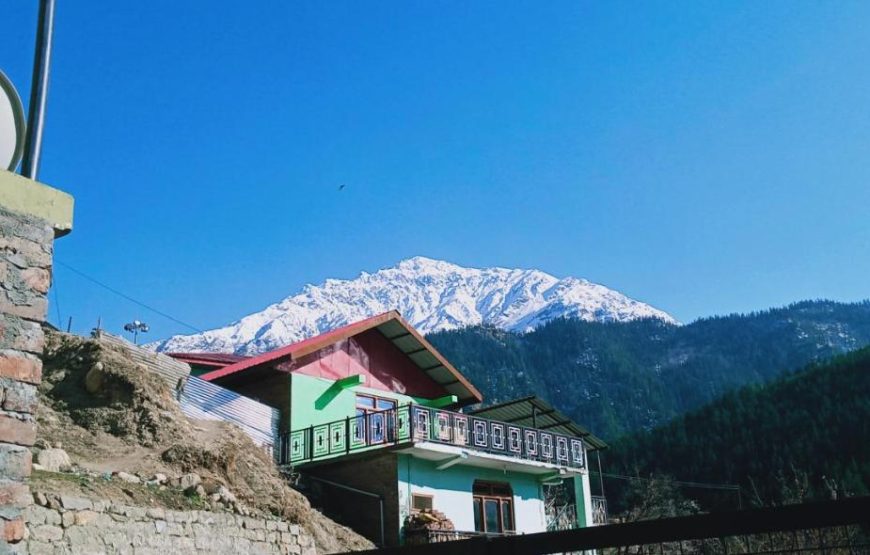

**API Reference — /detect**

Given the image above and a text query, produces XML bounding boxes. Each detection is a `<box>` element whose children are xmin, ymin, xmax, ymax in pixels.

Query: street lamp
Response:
<box><xmin>123</xmin><ymin>320</ymin><xmax>149</xmax><ymax>344</ymax></box>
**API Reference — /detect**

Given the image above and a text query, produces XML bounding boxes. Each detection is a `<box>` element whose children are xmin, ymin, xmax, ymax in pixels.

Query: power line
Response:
<box><xmin>590</xmin><ymin>471</ymin><xmax>742</xmax><ymax>492</ymax></box>
<box><xmin>55</xmin><ymin>260</ymin><xmax>203</xmax><ymax>333</ymax></box>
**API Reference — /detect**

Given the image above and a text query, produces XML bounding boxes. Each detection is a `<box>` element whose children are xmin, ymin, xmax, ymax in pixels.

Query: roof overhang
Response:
<box><xmin>199</xmin><ymin>311</ymin><xmax>483</xmax><ymax>407</ymax></box>
<box><xmin>395</xmin><ymin>441</ymin><xmax>585</xmax><ymax>477</ymax></box>
<box><xmin>469</xmin><ymin>396</ymin><xmax>608</xmax><ymax>451</ymax></box>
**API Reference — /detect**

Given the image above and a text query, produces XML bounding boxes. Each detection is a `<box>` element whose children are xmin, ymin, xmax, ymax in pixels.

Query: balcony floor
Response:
<box><xmin>395</xmin><ymin>440</ymin><xmax>587</xmax><ymax>476</ymax></box>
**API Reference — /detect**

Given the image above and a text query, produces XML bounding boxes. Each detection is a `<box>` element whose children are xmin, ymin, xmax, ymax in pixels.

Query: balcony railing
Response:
<box><xmin>404</xmin><ymin>529</ymin><xmax>516</xmax><ymax>545</ymax></box>
<box><xmin>278</xmin><ymin>404</ymin><xmax>588</xmax><ymax>471</ymax></box>
<box><xmin>591</xmin><ymin>495</ymin><xmax>608</xmax><ymax>525</ymax></box>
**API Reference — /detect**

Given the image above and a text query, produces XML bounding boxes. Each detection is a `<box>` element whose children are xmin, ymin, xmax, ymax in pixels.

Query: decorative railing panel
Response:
<box><xmin>591</xmin><ymin>495</ymin><xmax>608</xmax><ymax>526</ymax></box>
<box><xmin>278</xmin><ymin>404</ymin><xmax>587</xmax><ymax>471</ymax></box>
<box><xmin>408</xmin><ymin>405</ymin><xmax>587</xmax><ymax>470</ymax></box>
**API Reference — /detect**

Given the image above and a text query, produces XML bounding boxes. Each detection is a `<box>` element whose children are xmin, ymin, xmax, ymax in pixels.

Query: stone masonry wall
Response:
<box><xmin>18</xmin><ymin>494</ymin><xmax>316</xmax><ymax>555</ymax></box>
<box><xmin>0</xmin><ymin>205</ymin><xmax>55</xmax><ymax>550</ymax></box>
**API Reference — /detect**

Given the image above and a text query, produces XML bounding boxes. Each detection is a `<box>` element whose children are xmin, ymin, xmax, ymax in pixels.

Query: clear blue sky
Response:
<box><xmin>2</xmin><ymin>2</ymin><xmax>869</xmax><ymax>342</ymax></box>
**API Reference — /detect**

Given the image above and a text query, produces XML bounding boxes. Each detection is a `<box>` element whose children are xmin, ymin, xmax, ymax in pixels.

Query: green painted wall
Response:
<box><xmin>572</xmin><ymin>475</ymin><xmax>588</xmax><ymax>527</ymax></box>
<box><xmin>289</xmin><ymin>373</ymin><xmax>442</xmax><ymax>431</ymax></box>
<box><xmin>396</xmin><ymin>454</ymin><xmax>547</xmax><ymax>537</ymax></box>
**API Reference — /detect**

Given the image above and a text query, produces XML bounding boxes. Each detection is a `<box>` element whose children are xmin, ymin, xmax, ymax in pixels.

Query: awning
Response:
<box><xmin>468</xmin><ymin>395</ymin><xmax>608</xmax><ymax>450</ymax></box>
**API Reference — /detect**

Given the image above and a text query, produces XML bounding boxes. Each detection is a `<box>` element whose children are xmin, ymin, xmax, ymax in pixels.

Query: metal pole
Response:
<box><xmin>21</xmin><ymin>0</ymin><xmax>56</xmax><ymax>179</ymax></box>
<box><xmin>596</xmin><ymin>450</ymin><xmax>605</xmax><ymax>498</ymax></box>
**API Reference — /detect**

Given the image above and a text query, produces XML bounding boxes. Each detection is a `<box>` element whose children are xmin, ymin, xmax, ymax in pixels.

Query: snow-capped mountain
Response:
<box><xmin>150</xmin><ymin>257</ymin><xmax>677</xmax><ymax>355</ymax></box>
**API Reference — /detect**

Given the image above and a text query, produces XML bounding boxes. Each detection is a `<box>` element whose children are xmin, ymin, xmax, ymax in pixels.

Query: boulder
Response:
<box><xmin>84</xmin><ymin>362</ymin><xmax>105</xmax><ymax>393</ymax></box>
<box><xmin>178</xmin><ymin>473</ymin><xmax>201</xmax><ymax>490</ymax></box>
<box><xmin>115</xmin><ymin>472</ymin><xmax>141</xmax><ymax>484</ymax></box>
<box><xmin>216</xmin><ymin>486</ymin><xmax>236</xmax><ymax>504</ymax></box>
<box><xmin>35</xmin><ymin>448</ymin><xmax>71</xmax><ymax>473</ymax></box>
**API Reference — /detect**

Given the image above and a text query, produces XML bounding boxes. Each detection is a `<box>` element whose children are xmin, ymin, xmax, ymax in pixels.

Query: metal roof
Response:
<box><xmin>168</xmin><ymin>352</ymin><xmax>250</xmax><ymax>368</ymax></box>
<box><xmin>468</xmin><ymin>396</ymin><xmax>608</xmax><ymax>450</ymax></box>
<box><xmin>199</xmin><ymin>311</ymin><xmax>483</xmax><ymax>407</ymax></box>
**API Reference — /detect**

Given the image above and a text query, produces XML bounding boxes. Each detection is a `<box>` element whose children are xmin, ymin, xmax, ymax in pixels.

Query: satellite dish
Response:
<box><xmin>0</xmin><ymin>70</ymin><xmax>26</xmax><ymax>172</ymax></box>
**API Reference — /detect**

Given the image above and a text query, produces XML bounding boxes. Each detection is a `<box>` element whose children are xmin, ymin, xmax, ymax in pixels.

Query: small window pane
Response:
<box><xmin>412</xmin><ymin>494</ymin><xmax>432</xmax><ymax>512</ymax></box>
<box><xmin>484</xmin><ymin>499</ymin><xmax>500</xmax><ymax>533</ymax></box>
<box><xmin>473</xmin><ymin>498</ymin><xmax>483</xmax><ymax>532</ymax></box>
<box><xmin>356</xmin><ymin>396</ymin><xmax>375</xmax><ymax>408</ymax></box>
<box><xmin>376</xmin><ymin>398</ymin><xmax>396</xmax><ymax>411</ymax></box>
<box><xmin>501</xmin><ymin>501</ymin><xmax>513</xmax><ymax>531</ymax></box>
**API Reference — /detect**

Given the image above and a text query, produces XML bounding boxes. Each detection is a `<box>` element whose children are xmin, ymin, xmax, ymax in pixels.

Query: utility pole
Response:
<box><xmin>21</xmin><ymin>0</ymin><xmax>56</xmax><ymax>179</ymax></box>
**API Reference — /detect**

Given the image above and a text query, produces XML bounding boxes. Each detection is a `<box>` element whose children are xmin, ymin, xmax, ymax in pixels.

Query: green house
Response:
<box><xmin>178</xmin><ymin>311</ymin><xmax>607</xmax><ymax>546</ymax></box>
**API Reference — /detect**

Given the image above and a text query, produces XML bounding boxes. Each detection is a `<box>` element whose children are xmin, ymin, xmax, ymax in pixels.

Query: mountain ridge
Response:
<box><xmin>150</xmin><ymin>256</ymin><xmax>675</xmax><ymax>354</ymax></box>
<box><xmin>427</xmin><ymin>299</ymin><xmax>870</xmax><ymax>438</ymax></box>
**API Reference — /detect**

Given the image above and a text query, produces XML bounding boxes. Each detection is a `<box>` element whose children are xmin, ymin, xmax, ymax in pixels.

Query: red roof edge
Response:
<box><xmin>198</xmin><ymin>311</ymin><xmax>399</xmax><ymax>382</ymax></box>
<box><xmin>168</xmin><ymin>352</ymin><xmax>249</xmax><ymax>367</ymax></box>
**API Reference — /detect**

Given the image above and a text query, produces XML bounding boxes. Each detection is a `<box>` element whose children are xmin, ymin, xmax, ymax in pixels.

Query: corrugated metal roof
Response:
<box><xmin>168</xmin><ymin>353</ymin><xmax>250</xmax><ymax>367</ymax></box>
<box><xmin>468</xmin><ymin>396</ymin><xmax>608</xmax><ymax>450</ymax></box>
<box><xmin>179</xmin><ymin>376</ymin><xmax>279</xmax><ymax>449</ymax></box>
<box><xmin>199</xmin><ymin>311</ymin><xmax>483</xmax><ymax>407</ymax></box>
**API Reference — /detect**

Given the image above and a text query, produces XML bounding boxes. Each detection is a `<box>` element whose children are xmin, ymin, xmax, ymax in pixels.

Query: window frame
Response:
<box><xmin>410</xmin><ymin>493</ymin><xmax>434</xmax><ymax>514</ymax></box>
<box><xmin>472</xmin><ymin>480</ymin><xmax>515</xmax><ymax>534</ymax></box>
<box><xmin>354</xmin><ymin>393</ymin><xmax>398</xmax><ymax>444</ymax></box>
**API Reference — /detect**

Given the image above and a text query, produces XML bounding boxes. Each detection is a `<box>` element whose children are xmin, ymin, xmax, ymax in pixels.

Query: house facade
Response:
<box><xmin>174</xmin><ymin>311</ymin><xmax>606</xmax><ymax>546</ymax></box>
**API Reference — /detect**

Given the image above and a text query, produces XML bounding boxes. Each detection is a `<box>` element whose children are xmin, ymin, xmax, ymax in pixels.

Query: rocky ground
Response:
<box><xmin>32</xmin><ymin>329</ymin><xmax>373</xmax><ymax>553</ymax></box>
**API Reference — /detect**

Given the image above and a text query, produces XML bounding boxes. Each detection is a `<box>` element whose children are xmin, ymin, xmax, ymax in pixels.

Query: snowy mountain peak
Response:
<box><xmin>150</xmin><ymin>257</ymin><xmax>677</xmax><ymax>355</ymax></box>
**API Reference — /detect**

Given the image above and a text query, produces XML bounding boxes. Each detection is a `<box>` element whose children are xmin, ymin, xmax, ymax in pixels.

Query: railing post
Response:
<box><xmin>345</xmin><ymin>416</ymin><xmax>351</xmax><ymax>454</ymax></box>
<box><xmin>409</xmin><ymin>403</ymin><xmax>415</xmax><ymax>442</ymax></box>
<box><xmin>308</xmin><ymin>425</ymin><xmax>314</xmax><ymax>461</ymax></box>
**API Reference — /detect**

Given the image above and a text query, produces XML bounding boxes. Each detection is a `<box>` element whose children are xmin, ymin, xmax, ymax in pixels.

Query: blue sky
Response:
<box><xmin>2</xmin><ymin>2</ymin><xmax>869</xmax><ymax>341</ymax></box>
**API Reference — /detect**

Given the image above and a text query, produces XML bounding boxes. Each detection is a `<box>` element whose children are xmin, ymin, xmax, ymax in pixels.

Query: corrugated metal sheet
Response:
<box><xmin>179</xmin><ymin>375</ymin><xmax>279</xmax><ymax>451</ymax></box>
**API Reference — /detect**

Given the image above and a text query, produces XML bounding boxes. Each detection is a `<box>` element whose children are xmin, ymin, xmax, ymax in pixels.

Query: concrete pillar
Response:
<box><xmin>0</xmin><ymin>170</ymin><xmax>72</xmax><ymax>550</ymax></box>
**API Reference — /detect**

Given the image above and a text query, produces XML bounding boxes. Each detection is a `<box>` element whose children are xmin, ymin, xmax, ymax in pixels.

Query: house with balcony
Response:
<box><xmin>179</xmin><ymin>311</ymin><xmax>607</xmax><ymax>547</ymax></box>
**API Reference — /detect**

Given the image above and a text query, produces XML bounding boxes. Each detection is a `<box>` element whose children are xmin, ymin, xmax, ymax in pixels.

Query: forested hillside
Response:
<box><xmin>604</xmin><ymin>347</ymin><xmax>870</xmax><ymax>504</ymax></box>
<box><xmin>429</xmin><ymin>300</ymin><xmax>870</xmax><ymax>439</ymax></box>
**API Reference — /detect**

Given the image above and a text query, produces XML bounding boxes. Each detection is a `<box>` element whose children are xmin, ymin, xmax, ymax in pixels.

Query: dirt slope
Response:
<box><xmin>36</xmin><ymin>330</ymin><xmax>373</xmax><ymax>553</ymax></box>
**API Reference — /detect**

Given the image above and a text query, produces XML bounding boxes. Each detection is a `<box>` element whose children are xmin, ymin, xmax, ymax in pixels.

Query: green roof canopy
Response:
<box><xmin>468</xmin><ymin>395</ymin><xmax>608</xmax><ymax>451</ymax></box>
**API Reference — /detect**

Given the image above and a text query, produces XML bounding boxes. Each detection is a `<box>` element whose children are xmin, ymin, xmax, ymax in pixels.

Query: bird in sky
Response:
<box><xmin>338</xmin><ymin>184</ymin><xmax>346</xmax><ymax>191</ymax></box>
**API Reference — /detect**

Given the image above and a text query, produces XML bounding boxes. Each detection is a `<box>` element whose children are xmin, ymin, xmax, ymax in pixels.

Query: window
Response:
<box><xmin>411</xmin><ymin>493</ymin><xmax>433</xmax><ymax>513</ymax></box>
<box><xmin>472</xmin><ymin>481</ymin><xmax>514</xmax><ymax>534</ymax></box>
<box><xmin>355</xmin><ymin>394</ymin><xmax>397</xmax><ymax>443</ymax></box>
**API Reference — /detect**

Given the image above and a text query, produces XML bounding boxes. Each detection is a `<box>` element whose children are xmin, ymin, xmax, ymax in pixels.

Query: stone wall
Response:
<box><xmin>0</xmin><ymin>205</ymin><xmax>55</xmax><ymax>548</ymax></box>
<box><xmin>18</xmin><ymin>494</ymin><xmax>316</xmax><ymax>555</ymax></box>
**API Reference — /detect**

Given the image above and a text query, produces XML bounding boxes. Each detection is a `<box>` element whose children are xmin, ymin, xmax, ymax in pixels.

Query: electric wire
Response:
<box><xmin>590</xmin><ymin>471</ymin><xmax>742</xmax><ymax>492</ymax></box>
<box><xmin>55</xmin><ymin>260</ymin><xmax>203</xmax><ymax>333</ymax></box>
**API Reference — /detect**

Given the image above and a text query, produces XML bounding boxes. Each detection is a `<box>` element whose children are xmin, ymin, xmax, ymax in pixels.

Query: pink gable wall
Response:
<box><xmin>285</xmin><ymin>328</ymin><xmax>447</xmax><ymax>399</ymax></box>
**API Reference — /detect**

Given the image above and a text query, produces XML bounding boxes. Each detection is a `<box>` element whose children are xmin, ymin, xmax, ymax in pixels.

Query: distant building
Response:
<box><xmin>170</xmin><ymin>311</ymin><xmax>607</xmax><ymax>546</ymax></box>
